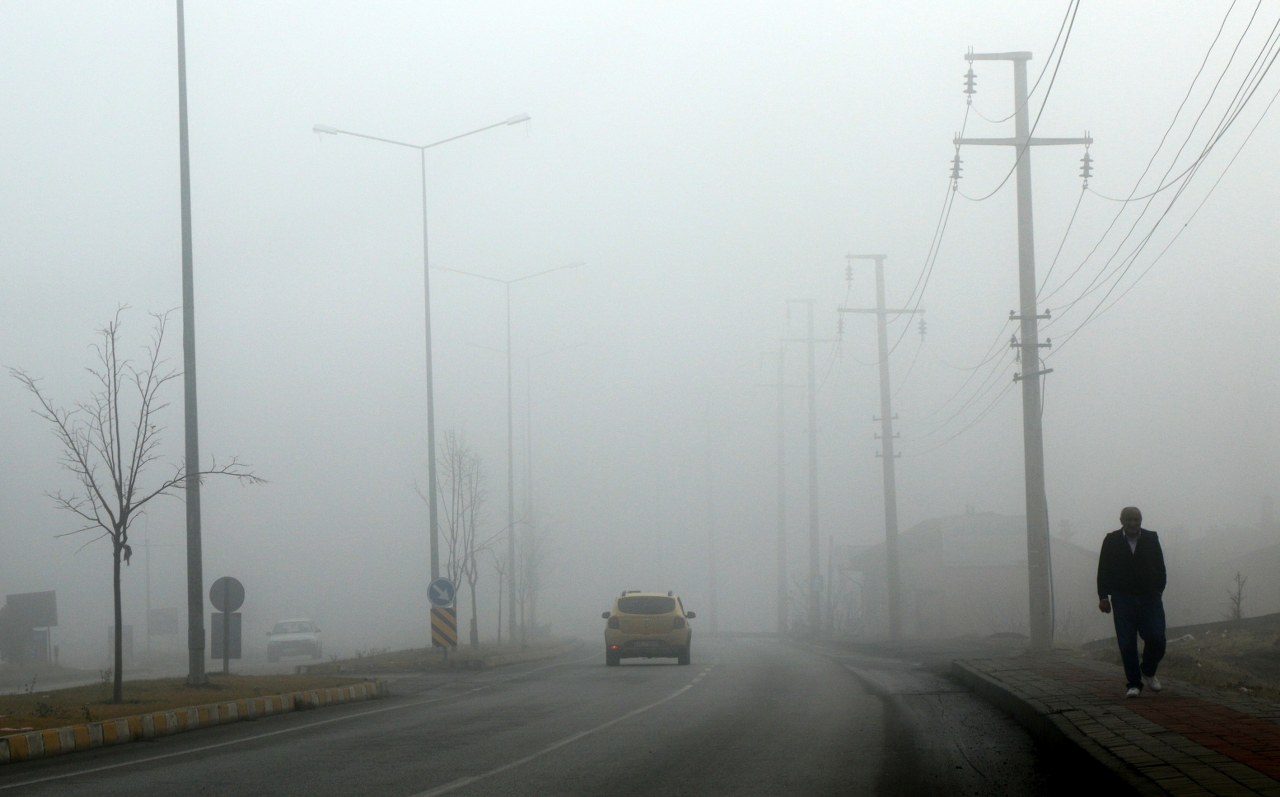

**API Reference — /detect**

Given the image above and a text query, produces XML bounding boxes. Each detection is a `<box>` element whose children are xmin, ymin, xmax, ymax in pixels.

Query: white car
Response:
<box><xmin>266</xmin><ymin>618</ymin><xmax>322</xmax><ymax>661</ymax></box>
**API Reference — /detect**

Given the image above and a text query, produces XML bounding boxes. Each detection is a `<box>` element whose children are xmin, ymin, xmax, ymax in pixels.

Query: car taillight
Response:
<box><xmin>607</xmin><ymin>616</ymin><xmax>620</xmax><ymax>629</ymax></box>
<box><xmin>673</xmin><ymin>616</ymin><xmax>686</xmax><ymax>629</ymax></box>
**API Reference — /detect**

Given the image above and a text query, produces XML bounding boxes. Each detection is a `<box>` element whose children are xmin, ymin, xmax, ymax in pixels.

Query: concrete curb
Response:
<box><xmin>0</xmin><ymin>680</ymin><xmax>386</xmax><ymax>765</ymax></box>
<box><xmin>950</xmin><ymin>660</ymin><xmax>1163</xmax><ymax>796</ymax></box>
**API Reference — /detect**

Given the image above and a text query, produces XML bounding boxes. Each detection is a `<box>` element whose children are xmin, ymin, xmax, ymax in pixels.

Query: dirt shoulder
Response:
<box><xmin>1080</xmin><ymin>612</ymin><xmax>1280</xmax><ymax>701</ymax></box>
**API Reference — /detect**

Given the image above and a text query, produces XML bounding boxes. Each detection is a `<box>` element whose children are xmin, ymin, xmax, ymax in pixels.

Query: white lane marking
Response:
<box><xmin>411</xmin><ymin>664</ymin><xmax>715</xmax><ymax>797</ymax></box>
<box><xmin>0</xmin><ymin>651</ymin><xmax>602</xmax><ymax>791</ymax></box>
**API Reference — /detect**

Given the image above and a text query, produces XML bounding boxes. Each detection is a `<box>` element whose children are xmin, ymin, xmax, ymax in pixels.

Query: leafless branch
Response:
<box><xmin>10</xmin><ymin>307</ymin><xmax>264</xmax><ymax>703</ymax></box>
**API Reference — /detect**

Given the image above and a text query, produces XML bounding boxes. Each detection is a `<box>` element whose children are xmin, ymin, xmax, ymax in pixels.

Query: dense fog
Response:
<box><xmin>2</xmin><ymin>2</ymin><xmax>1276</xmax><ymax>667</ymax></box>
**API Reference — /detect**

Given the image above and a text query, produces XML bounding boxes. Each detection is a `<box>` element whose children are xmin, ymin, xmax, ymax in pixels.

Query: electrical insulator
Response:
<box><xmin>950</xmin><ymin>151</ymin><xmax>963</xmax><ymax>182</ymax></box>
<box><xmin>838</xmin><ymin>315</ymin><xmax>845</xmax><ymax>336</ymax></box>
<box><xmin>918</xmin><ymin>318</ymin><xmax>927</xmax><ymax>338</ymax></box>
<box><xmin>845</xmin><ymin>263</ymin><xmax>853</xmax><ymax>282</ymax></box>
<box><xmin>963</xmin><ymin>66</ymin><xmax>977</xmax><ymax>96</ymax></box>
<box><xmin>1079</xmin><ymin>147</ymin><xmax>1093</xmax><ymax>187</ymax></box>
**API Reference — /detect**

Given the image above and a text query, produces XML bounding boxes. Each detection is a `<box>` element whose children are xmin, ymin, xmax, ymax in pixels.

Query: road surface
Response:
<box><xmin>0</xmin><ymin>636</ymin><xmax>1079</xmax><ymax>795</ymax></box>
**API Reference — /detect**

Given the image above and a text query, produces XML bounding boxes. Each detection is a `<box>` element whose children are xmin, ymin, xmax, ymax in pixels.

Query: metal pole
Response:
<box><xmin>776</xmin><ymin>348</ymin><xmax>787</xmax><ymax>635</ymax></box>
<box><xmin>827</xmin><ymin>535</ymin><xmax>834</xmax><ymax>634</ymax></box>
<box><xmin>506</xmin><ymin>285</ymin><xmax>517</xmax><ymax>645</ymax></box>
<box><xmin>221</xmin><ymin>580</ymin><xmax>230</xmax><ymax>675</ymax></box>
<box><xmin>312</xmin><ymin>115</ymin><xmax>528</xmax><ymax>592</ymax></box>
<box><xmin>525</xmin><ymin>359</ymin><xmax>533</xmax><ymax>524</ymax></box>
<box><xmin>432</xmin><ymin>263</ymin><xmax>578</xmax><ymax>645</ymax></box>
<box><xmin>145</xmin><ymin>531</ymin><xmax>152</xmax><ymax>657</ymax></box>
<box><xmin>705</xmin><ymin>403</ymin><xmax>720</xmax><ymax>635</ymax></box>
<box><xmin>176</xmin><ymin>0</ymin><xmax>206</xmax><ymax>687</ymax></box>
<box><xmin>421</xmin><ymin>151</ymin><xmax>441</xmax><ymax>583</ymax></box>
<box><xmin>524</xmin><ymin>358</ymin><xmax>535</xmax><ymax>630</ymax></box>
<box><xmin>805</xmin><ymin>301</ymin><xmax>820</xmax><ymax>636</ymax></box>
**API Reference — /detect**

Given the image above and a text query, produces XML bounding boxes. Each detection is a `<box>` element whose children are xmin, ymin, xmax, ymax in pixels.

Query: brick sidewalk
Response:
<box><xmin>953</xmin><ymin>653</ymin><xmax>1280</xmax><ymax>796</ymax></box>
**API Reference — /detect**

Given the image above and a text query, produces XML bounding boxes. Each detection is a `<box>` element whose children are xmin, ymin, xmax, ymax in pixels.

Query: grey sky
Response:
<box><xmin>2</xmin><ymin>2</ymin><xmax>1276</xmax><ymax>659</ymax></box>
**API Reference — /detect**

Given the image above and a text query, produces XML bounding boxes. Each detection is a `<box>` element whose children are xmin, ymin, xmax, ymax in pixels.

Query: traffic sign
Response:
<box><xmin>428</xmin><ymin>577</ymin><xmax>456</xmax><ymax>608</ymax></box>
<box><xmin>210</xmin><ymin>612</ymin><xmax>242</xmax><ymax>659</ymax></box>
<box><xmin>210</xmin><ymin>576</ymin><xmax>244</xmax><ymax>612</ymax></box>
<box><xmin>431</xmin><ymin>607</ymin><xmax>457</xmax><ymax>648</ymax></box>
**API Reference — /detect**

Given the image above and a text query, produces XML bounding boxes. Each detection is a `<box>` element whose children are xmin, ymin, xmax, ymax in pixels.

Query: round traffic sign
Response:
<box><xmin>428</xmin><ymin>577</ymin><xmax>456</xmax><ymax>608</ymax></box>
<box><xmin>210</xmin><ymin>576</ymin><xmax>245</xmax><ymax>612</ymax></box>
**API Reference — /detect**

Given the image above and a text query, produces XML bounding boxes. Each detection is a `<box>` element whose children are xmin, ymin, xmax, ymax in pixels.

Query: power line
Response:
<box><xmin>1040</xmin><ymin>1</ymin><xmax>1270</xmax><ymax>314</ymax></box>
<box><xmin>965</xmin><ymin>0</ymin><xmax>1079</xmax><ymax>126</ymax></box>
<box><xmin>1044</xmin><ymin>6</ymin><xmax>1280</xmax><ymax>347</ymax></box>
<box><xmin>955</xmin><ymin>0</ymin><xmax>1081</xmax><ymax>203</ymax></box>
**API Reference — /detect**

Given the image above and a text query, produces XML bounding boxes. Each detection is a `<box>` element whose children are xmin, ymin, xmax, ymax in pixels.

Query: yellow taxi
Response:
<box><xmin>601</xmin><ymin>590</ymin><xmax>695</xmax><ymax>666</ymax></box>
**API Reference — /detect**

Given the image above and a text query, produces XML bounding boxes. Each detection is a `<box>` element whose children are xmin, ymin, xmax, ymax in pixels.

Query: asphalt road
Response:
<box><xmin>0</xmin><ymin>637</ymin><xmax>1069</xmax><ymax>796</ymax></box>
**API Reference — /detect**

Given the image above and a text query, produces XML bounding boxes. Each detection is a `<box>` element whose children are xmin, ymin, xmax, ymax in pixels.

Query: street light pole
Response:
<box><xmin>437</xmin><ymin>262</ymin><xmax>580</xmax><ymax>644</ymax></box>
<box><xmin>175</xmin><ymin>0</ymin><xmax>208</xmax><ymax>687</ymax></box>
<box><xmin>505</xmin><ymin>281</ymin><xmax>515</xmax><ymax>641</ymax></box>
<box><xmin>313</xmin><ymin>114</ymin><xmax>530</xmax><ymax>586</ymax></box>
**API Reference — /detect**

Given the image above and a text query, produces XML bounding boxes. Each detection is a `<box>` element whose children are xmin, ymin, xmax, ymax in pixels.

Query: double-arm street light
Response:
<box><xmin>313</xmin><ymin>114</ymin><xmax>530</xmax><ymax>586</ymax></box>
<box><xmin>437</xmin><ymin>262</ymin><xmax>581</xmax><ymax>644</ymax></box>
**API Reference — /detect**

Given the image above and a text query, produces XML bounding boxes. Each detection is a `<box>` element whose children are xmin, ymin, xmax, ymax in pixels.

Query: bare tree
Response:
<box><xmin>9</xmin><ymin>308</ymin><xmax>262</xmax><ymax>702</ymax></box>
<box><xmin>436</xmin><ymin>430</ymin><xmax>488</xmax><ymax>647</ymax></box>
<box><xmin>488</xmin><ymin>548</ymin><xmax>507</xmax><ymax>646</ymax></box>
<box><xmin>1227</xmin><ymin>571</ymin><xmax>1247</xmax><ymax>621</ymax></box>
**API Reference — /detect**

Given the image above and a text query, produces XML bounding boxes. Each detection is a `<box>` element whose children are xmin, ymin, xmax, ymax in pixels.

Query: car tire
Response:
<box><xmin>677</xmin><ymin>645</ymin><xmax>691</xmax><ymax>665</ymax></box>
<box><xmin>605</xmin><ymin>650</ymin><xmax>620</xmax><ymax>667</ymax></box>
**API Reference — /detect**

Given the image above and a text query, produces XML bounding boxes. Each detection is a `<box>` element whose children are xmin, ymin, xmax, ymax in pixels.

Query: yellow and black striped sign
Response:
<box><xmin>431</xmin><ymin>607</ymin><xmax>457</xmax><ymax>648</ymax></box>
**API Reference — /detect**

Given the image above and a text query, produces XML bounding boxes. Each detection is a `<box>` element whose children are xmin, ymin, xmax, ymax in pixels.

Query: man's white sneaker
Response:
<box><xmin>1125</xmin><ymin>687</ymin><xmax>1141</xmax><ymax>698</ymax></box>
<box><xmin>1142</xmin><ymin>674</ymin><xmax>1162</xmax><ymax>692</ymax></box>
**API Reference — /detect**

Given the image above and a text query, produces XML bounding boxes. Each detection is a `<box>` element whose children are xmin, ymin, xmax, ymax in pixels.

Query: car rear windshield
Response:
<box><xmin>617</xmin><ymin>596</ymin><xmax>676</xmax><ymax>615</ymax></box>
<box><xmin>273</xmin><ymin>622</ymin><xmax>314</xmax><ymax>634</ymax></box>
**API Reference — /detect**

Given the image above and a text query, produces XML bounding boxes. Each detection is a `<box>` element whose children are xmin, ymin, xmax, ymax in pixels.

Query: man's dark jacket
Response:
<box><xmin>1097</xmin><ymin>529</ymin><xmax>1167</xmax><ymax>598</ymax></box>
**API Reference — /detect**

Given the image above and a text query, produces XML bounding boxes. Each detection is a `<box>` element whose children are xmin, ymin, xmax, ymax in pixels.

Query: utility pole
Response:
<box><xmin>764</xmin><ymin>345</ymin><xmax>803</xmax><ymax>636</ymax></box>
<box><xmin>838</xmin><ymin>254</ymin><xmax>921</xmax><ymax>642</ymax></box>
<box><xmin>704</xmin><ymin>403</ymin><xmax>720</xmax><ymax>635</ymax></box>
<box><xmin>524</xmin><ymin>358</ymin><xmax>535</xmax><ymax>631</ymax></box>
<box><xmin>775</xmin><ymin>348</ymin><xmax>787</xmax><ymax>636</ymax></box>
<box><xmin>784</xmin><ymin>300</ymin><xmax>821</xmax><ymax>636</ymax></box>
<box><xmin>954</xmin><ymin>51</ymin><xmax>1091</xmax><ymax>649</ymax></box>
<box><xmin>826</xmin><ymin>535</ymin><xmax>835</xmax><ymax>634</ymax></box>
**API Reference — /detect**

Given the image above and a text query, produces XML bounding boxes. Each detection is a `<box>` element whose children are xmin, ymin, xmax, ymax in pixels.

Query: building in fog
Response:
<box><xmin>848</xmin><ymin>510</ymin><xmax>1110</xmax><ymax>643</ymax></box>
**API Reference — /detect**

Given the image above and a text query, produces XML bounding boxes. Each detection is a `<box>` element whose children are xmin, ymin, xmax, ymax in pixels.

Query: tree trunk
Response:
<box><xmin>495</xmin><ymin>577</ymin><xmax>503</xmax><ymax>646</ymax></box>
<box><xmin>112</xmin><ymin>543</ymin><xmax>124</xmax><ymax>703</ymax></box>
<box><xmin>468</xmin><ymin>580</ymin><xmax>479</xmax><ymax>647</ymax></box>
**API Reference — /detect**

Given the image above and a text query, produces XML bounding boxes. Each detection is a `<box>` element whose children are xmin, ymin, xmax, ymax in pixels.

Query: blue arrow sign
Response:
<box><xmin>428</xmin><ymin>577</ymin><xmax>456</xmax><ymax>608</ymax></box>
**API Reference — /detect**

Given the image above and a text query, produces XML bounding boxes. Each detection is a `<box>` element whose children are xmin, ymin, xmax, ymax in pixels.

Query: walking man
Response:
<box><xmin>1097</xmin><ymin>506</ymin><xmax>1167</xmax><ymax>698</ymax></box>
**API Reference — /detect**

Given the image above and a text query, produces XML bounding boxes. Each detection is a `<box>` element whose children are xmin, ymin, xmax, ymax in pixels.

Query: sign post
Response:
<box><xmin>428</xmin><ymin>577</ymin><xmax>457</xmax><ymax>652</ymax></box>
<box><xmin>209</xmin><ymin>576</ymin><xmax>244</xmax><ymax>675</ymax></box>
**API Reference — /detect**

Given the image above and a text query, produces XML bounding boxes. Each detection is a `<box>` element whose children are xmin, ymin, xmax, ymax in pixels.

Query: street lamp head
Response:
<box><xmin>312</xmin><ymin>124</ymin><xmax>339</xmax><ymax>135</ymax></box>
<box><xmin>505</xmin><ymin>114</ymin><xmax>531</xmax><ymax>126</ymax></box>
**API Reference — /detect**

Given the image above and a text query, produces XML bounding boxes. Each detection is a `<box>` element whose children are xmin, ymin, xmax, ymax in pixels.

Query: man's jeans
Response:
<box><xmin>1111</xmin><ymin>592</ymin><xmax>1166</xmax><ymax>689</ymax></box>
